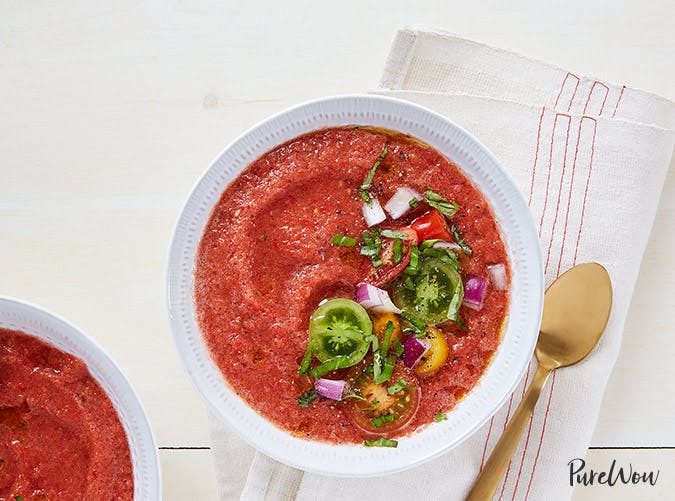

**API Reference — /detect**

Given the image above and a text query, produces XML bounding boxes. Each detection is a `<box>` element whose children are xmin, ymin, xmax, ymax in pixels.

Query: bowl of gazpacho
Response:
<box><xmin>167</xmin><ymin>95</ymin><xmax>543</xmax><ymax>476</ymax></box>
<box><xmin>0</xmin><ymin>297</ymin><xmax>161</xmax><ymax>499</ymax></box>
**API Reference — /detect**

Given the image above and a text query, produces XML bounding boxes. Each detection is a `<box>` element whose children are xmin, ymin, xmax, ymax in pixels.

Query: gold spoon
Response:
<box><xmin>466</xmin><ymin>262</ymin><xmax>612</xmax><ymax>501</ymax></box>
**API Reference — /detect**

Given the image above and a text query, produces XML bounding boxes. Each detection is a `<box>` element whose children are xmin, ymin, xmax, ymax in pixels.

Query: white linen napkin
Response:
<box><xmin>210</xmin><ymin>29</ymin><xmax>675</xmax><ymax>500</ymax></box>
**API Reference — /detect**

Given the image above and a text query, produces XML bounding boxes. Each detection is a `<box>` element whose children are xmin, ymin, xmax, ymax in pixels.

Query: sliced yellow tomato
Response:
<box><xmin>415</xmin><ymin>326</ymin><xmax>449</xmax><ymax>376</ymax></box>
<box><xmin>372</xmin><ymin>312</ymin><xmax>402</xmax><ymax>345</ymax></box>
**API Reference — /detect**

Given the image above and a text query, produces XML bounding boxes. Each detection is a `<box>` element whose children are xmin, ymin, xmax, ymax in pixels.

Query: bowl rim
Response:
<box><xmin>167</xmin><ymin>93</ymin><xmax>544</xmax><ymax>477</ymax></box>
<box><xmin>0</xmin><ymin>295</ymin><xmax>162</xmax><ymax>498</ymax></box>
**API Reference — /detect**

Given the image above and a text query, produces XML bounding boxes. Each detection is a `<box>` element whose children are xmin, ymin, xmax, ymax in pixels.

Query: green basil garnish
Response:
<box><xmin>358</xmin><ymin>145</ymin><xmax>389</xmax><ymax>202</ymax></box>
<box><xmin>424</xmin><ymin>188</ymin><xmax>460</xmax><ymax>218</ymax></box>
<box><xmin>364</xmin><ymin>438</ymin><xmax>398</xmax><ymax>448</ymax></box>
<box><xmin>404</xmin><ymin>245</ymin><xmax>419</xmax><ymax>275</ymax></box>
<box><xmin>380</xmin><ymin>229</ymin><xmax>409</xmax><ymax>240</ymax></box>
<box><xmin>391</xmin><ymin>338</ymin><xmax>404</xmax><ymax>358</ymax></box>
<box><xmin>371</xmin><ymin>414</ymin><xmax>395</xmax><ymax>428</ymax></box>
<box><xmin>392</xmin><ymin>238</ymin><xmax>403</xmax><ymax>265</ymax></box>
<box><xmin>400</xmin><ymin>311</ymin><xmax>425</xmax><ymax>336</ymax></box>
<box><xmin>446</xmin><ymin>277</ymin><xmax>464</xmax><ymax>323</ymax></box>
<box><xmin>360</xmin><ymin>228</ymin><xmax>383</xmax><ymax>267</ymax></box>
<box><xmin>387</xmin><ymin>379</ymin><xmax>411</xmax><ymax>395</ymax></box>
<box><xmin>297</xmin><ymin>389</ymin><xmax>319</xmax><ymax>408</ymax></box>
<box><xmin>450</xmin><ymin>223</ymin><xmax>472</xmax><ymax>256</ymax></box>
<box><xmin>331</xmin><ymin>233</ymin><xmax>358</xmax><ymax>247</ymax></box>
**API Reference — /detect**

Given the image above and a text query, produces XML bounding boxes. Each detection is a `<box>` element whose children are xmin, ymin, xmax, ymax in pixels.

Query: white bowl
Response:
<box><xmin>167</xmin><ymin>95</ymin><xmax>543</xmax><ymax>477</ymax></box>
<box><xmin>0</xmin><ymin>296</ymin><xmax>161</xmax><ymax>498</ymax></box>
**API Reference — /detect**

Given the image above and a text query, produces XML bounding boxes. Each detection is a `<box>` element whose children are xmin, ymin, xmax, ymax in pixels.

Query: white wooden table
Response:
<box><xmin>2</xmin><ymin>1</ymin><xmax>673</xmax><ymax>499</ymax></box>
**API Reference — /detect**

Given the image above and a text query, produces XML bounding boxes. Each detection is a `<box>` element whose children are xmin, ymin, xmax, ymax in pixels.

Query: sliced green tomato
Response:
<box><xmin>391</xmin><ymin>257</ymin><xmax>464</xmax><ymax>325</ymax></box>
<box><xmin>307</xmin><ymin>299</ymin><xmax>372</xmax><ymax>377</ymax></box>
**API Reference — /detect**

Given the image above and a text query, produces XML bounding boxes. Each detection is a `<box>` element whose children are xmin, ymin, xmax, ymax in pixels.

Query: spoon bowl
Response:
<box><xmin>537</xmin><ymin>262</ymin><xmax>613</xmax><ymax>370</ymax></box>
<box><xmin>467</xmin><ymin>262</ymin><xmax>612</xmax><ymax>500</ymax></box>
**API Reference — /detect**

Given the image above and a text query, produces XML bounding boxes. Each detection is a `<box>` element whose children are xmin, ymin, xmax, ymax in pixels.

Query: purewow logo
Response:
<box><xmin>568</xmin><ymin>458</ymin><xmax>659</xmax><ymax>487</ymax></box>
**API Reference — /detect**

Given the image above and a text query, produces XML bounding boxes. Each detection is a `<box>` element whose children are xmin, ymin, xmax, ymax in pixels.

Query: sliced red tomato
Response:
<box><xmin>365</xmin><ymin>227</ymin><xmax>419</xmax><ymax>287</ymax></box>
<box><xmin>411</xmin><ymin>209</ymin><xmax>452</xmax><ymax>242</ymax></box>
<box><xmin>345</xmin><ymin>363</ymin><xmax>420</xmax><ymax>435</ymax></box>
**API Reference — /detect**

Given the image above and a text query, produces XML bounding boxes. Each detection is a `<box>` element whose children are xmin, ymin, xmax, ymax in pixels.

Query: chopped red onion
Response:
<box><xmin>355</xmin><ymin>283</ymin><xmax>402</xmax><ymax>313</ymax></box>
<box><xmin>487</xmin><ymin>264</ymin><xmax>507</xmax><ymax>291</ymax></box>
<box><xmin>402</xmin><ymin>336</ymin><xmax>430</xmax><ymax>368</ymax></box>
<box><xmin>384</xmin><ymin>187</ymin><xmax>422</xmax><ymax>219</ymax></box>
<box><xmin>314</xmin><ymin>378</ymin><xmax>346</xmax><ymax>401</ymax></box>
<box><xmin>463</xmin><ymin>275</ymin><xmax>488</xmax><ymax>310</ymax></box>
<box><xmin>432</xmin><ymin>241</ymin><xmax>462</xmax><ymax>252</ymax></box>
<box><xmin>362</xmin><ymin>197</ymin><xmax>387</xmax><ymax>227</ymax></box>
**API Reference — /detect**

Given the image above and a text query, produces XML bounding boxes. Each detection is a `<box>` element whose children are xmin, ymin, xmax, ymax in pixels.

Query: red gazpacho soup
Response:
<box><xmin>0</xmin><ymin>328</ymin><xmax>134</xmax><ymax>499</ymax></box>
<box><xmin>195</xmin><ymin>126</ymin><xmax>510</xmax><ymax>446</ymax></box>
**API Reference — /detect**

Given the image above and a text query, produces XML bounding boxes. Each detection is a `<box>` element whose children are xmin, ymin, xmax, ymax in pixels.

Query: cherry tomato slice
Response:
<box><xmin>366</xmin><ymin>227</ymin><xmax>419</xmax><ymax>286</ymax></box>
<box><xmin>415</xmin><ymin>326</ymin><xmax>449</xmax><ymax>376</ymax></box>
<box><xmin>345</xmin><ymin>363</ymin><xmax>420</xmax><ymax>435</ymax></box>
<box><xmin>372</xmin><ymin>312</ymin><xmax>402</xmax><ymax>345</ymax></box>
<box><xmin>302</xmin><ymin>299</ymin><xmax>373</xmax><ymax>377</ymax></box>
<box><xmin>411</xmin><ymin>209</ymin><xmax>452</xmax><ymax>242</ymax></box>
<box><xmin>391</xmin><ymin>257</ymin><xmax>463</xmax><ymax>325</ymax></box>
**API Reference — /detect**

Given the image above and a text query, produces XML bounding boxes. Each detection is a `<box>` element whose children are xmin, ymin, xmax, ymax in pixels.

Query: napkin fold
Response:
<box><xmin>211</xmin><ymin>29</ymin><xmax>675</xmax><ymax>500</ymax></box>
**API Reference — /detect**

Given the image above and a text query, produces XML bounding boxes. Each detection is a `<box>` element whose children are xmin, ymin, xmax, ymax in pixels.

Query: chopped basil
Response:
<box><xmin>438</xmin><ymin>252</ymin><xmax>462</xmax><ymax>271</ymax></box>
<box><xmin>358</xmin><ymin>145</ymin><xmax>389</xmax><ymax>202</ymax></box>
<box><xmin>14</xmin><ymin>497</ymin><xmax>25</xmax><ymax>501</ymax></box>
<box><xmin>372</xmin><ymin>350</ymin><xmax>382</xmax><ymax>382</ymax></box>
<box><xmin>391</xmin><ymin>338</ymin><xmax>404</xmax><ymax>358</ymax></box>
<box><xmin>371</xmin><ymin>413</ymin><xmax>395</xmax><ymax>428</ymax></box>
<box><xmin>370</xmin><ymin>333</ymin><xmax>379</xmax><ymax>353</ymax></box>
<box><xmin>375</xmin><ymin>355</ymin><xmax>396</xmax><ymax>384</ymax></box>
<box><xmin>364</xmin><ymin>438</ymin><xmax>398</xmax><ymax>448</ymax></box>
<box><xmin>456</xmin><ymin>315</ymin><xmax>468</xmax><ymax>333</ymax></box>
<box><xmin>404</xmin><ymin>245</ymin><xmax>419</xmax><ymax>275</ymax></box>
<box><xmin>371</xmin><ymin>328</ymin><xmax>397</xmax><ymax>385</ymax></box>
<box><xmin>331</xmin><ymin>233</ymin><xmax>357</xmax><ymax>247</ymax></box>
<box><xmin>344</xmin><ymin>393</ymin><xmax>379</xmax><ymax>411</ymax></box>
<box><xmin>392</xmin><ymin>238</ymin><xmax>403</xmax><ymax>264</ymax></box>
<box><xmin>403</xmin><ymin>275</ymin><xmax>415</xmax><ymax>291</ymax></box>
<box><xmin>434</xmin><ymin>412</ymin><xmax>448</xmax><ymax>422</ymax></box>
<box><xmin>446</xmin><ymin>277</ymin><xmax>464</xmax><ymax>323</ymax></box>
<box><xmin>310</xmin><ymin>356</ymin><xmax>353</xmax><ymax>378</ymax></box>
<box><xmin>421</xmin><ymin>245</ymin><xmax>457</xmax><ymax>260</ymax></box>
<box><xmin>298</xmin><ymin>342</ymin><xmax>314</xmax><ymax>376</ymax></box>
<box><xmin>343</xmin><ymin>393</ymin><xmax>369</xmax><ymax>403</ymax></box>
<box><xmin>424</xmin><ymin>188</ymin><xmax>460</xmax><ymax>218</ymax></box>
<box><xmin>380</xmin><ymin>321</ymin><xmax>396</xmax><ymax>357</ymax></box>
<box><xmin>408</xmin><ymin>197</ymin><xmax>421</xmax><ymax>208</ymax></box>
<box><xmin>380</xmin><ymin>229</ymin><xmax>409</xmax><ymax>240</ymax></box>
<box><xmin>421</xmin><ymin>243</ymin><xmax>461</xmax><ymax>271</ymax></box>
<box><xmin>361</xmin><ymin>229</ymin><xmax>380</xmax><ymax>248</ymax></box>
<box><xmin>297</xmin><ymin>389</ymin><xmax>318</xmax><ymax>408</ymax></box>
<box><xmin>400</xmin><ymin>311</ymin><xmax>425</xmax><ymax>335</ymax></box>
<box><xmin>419</xmin><ymin>239</ymin><xmax>443</xmax><ymax>251</ymax></box>
<box><xmin>387</xmin><ymin>379</ymin><xmax>410</xmax><ymax>395</ymax></box>
<box><xmin>360</xmin><ymin>248</ymin><xmax>383</xmax><ymax>268</ymax></box>
<box><xmin>450</xmin><ymin>223</ymin><xmax>472</xmax><ymax>256</ymax></box>
<box><xmin>360</xmin><ymin>229</ymin><xmax>383</xmax><ymax>267</ymax></box>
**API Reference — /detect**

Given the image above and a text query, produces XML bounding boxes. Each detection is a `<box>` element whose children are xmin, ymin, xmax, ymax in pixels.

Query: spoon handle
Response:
<box><xmin>466</xmin><ymin>364</ymin><xmax>552</xmax><ymax>501</ymax></box>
